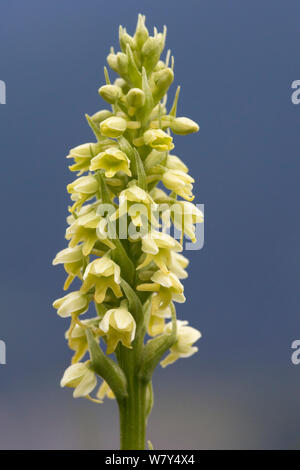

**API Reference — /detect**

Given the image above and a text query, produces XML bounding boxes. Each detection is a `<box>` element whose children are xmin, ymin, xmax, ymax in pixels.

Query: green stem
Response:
<box><xmin>118</xmin><ymin>378</ymin><xmax>147</xmax><ymax>450</ymax></box>
<box><xmin>116</xmin><ymin>340</ymin><xmax>148</xmax><ymax>450</ymax></box>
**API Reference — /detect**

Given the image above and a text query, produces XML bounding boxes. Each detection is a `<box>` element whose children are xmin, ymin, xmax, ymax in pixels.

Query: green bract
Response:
<box><xmin>53</xmin><ymin>14</ymin><xmax>203</xmax><ymax>450</ymax></box>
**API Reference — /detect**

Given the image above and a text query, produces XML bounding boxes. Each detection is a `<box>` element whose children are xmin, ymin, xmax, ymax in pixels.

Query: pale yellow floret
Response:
<box><xmin>99</xmin><ymin>307</ymin><xmax>136</xmax><ymax>354</ymax></box>
<box><xmin>60</xmin><ymin>362</ymin><xmax>97</xmax><ymax>398</ymax></box>
<box><xmin>90</xmin><ymin>147</ymin><xmax>131</xmax><ymax>178</ymax></box>
<box><xmin>161</xmin><ymin>320</ymin><xmax>201</xmax><ymax>367</ymax></box>
<box><xmin>162</xmin><ymin>169</ymin><xmax>195</xmax><ymax>201</ymax></box>
<box><xmin>81</xmin><ymin>257</ymin><xmax>122</xmax><ymax>304</ymax></box>
<box><xmin>52</xmin><ymin>245</ymin><xmax>84</xmax><ymax>289</ymax></box>
<box><xmin>134</xmin><ymin>129</ymin><xmax>174</xmax><ymax>151</ymax></box>
<box><xmin>147</xmin><ymin>303</ymin><xmax>172</xmax><ymax>337</ymax></box>
<box><xmin>53</xmin><ymin>14</ymin><xmax>202</xmax><ymax>413</ymax></box>
<box><xmin>137</xmin><ymin>231</ymin><xmax>182</xmax><ymax>273</ymax></box>
<box><xmin>53</xmin><ymin>291</ymin><xmax>89</xmax><ymax>318</ymax></box>
<box><xmin>137</xmin><ymin>270</ymin><xmax>185</xmax><ymax>312</ymax></box>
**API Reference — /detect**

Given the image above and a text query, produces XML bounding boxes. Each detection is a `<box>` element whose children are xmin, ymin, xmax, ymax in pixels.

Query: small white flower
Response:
<box><xmin>53</xmin><ymin>291</ymin><xmax>89</xmax><ymax>318</ymax></box>
<box><xmin>142</xmin><ymin>129</ymin><xmax>174</xmax><ymax>151</ymax></box>
<box><xmin>99</xmin><ymin>307</ymin><xmax>136</xmax><ymax>354</ymax></box>
<box><xmin>148</xmin><ymin>303</ymin><xmax>172</xmax><ymax>337</ymax></box>
<box><xmin>90</xmin><ymin>147</ymin><xmax>131</xmax><ymax>178</ymax></box>
<box><xmin>114</xmin><ymin>183</ymin><xmax>158</xmax><ymax>227</ymax></box>
<box><xmin>67</xmin><ymin>175</ymin><xmax>99</xmax><ymax>196</ymax></box>
<box><xmin>137</xmin><ymin>270</ymin><xmax>185</xmax><ymax>312</ymax></box>
<box><xmin>138</xmin><ymin>231</ymin><xmax>182</xmax><ymax>273</ymax></box>
<box><xmin>81</xmin><ymin>257</ymin><xmax>122</xmax><ymax>304</ymax></box>
<box><xmin>161</xmin><ymin>320</ymin><xmax>201</xmax><ymax>367</ymax></box>
<box><xmin>52</xmin><ymin>245</ymin><xmax>84</xmax><ymax>289</ymax></box>
<box><xmin>65</xmin><ymin>318</ymin><xmax>99</xmax><ymax>363</ymax></box>
<box><xmin>60</xmin><ymin>362</ymin><xmax>97</xmax><ymax>398</ymax></box>
<box><xmin>169</xmin><ymin>252</ymin><xmax>189</xmax><ymax>279</ymax></box>
<box><xmin>52</xmin><ymin>245</ymin><xmax>83</xmax><ymax>265</ymax></box>
<box><xmin>67</xmin><ymin>142</ymin><xmax>104</xmax><ymax>175</ymax></box>
<box><xmin>163</xmin><ymin>201</ymin><xmax>204</xmax><ymax>243</ymax></box>
<box><xmin>162</xmin><ymin>169</ymin><xmax>194</xmax><ymax>201</ymax></box>
<box><xmin>67</xmin><ymin>175</ymin><xmax>99</xmax><ymax>211</ymax></box>
<box><xmin>151</xmin><ymin>270</ymin><xmax>185</xmax><ymax>304</ymax></box>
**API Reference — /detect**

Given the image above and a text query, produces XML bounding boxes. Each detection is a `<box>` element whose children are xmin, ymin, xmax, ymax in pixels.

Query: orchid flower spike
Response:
<box><xmin>53</xmin><ymin>14</ymin><xmax>203</xmax><ymax>450</ymax></box>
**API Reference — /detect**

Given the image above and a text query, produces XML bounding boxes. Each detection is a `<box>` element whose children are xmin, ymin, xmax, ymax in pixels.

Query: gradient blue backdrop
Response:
<box><xmin>0</xmin><ymin>0</ymin><xmax>299</xmax><ymax>449</ymax></box>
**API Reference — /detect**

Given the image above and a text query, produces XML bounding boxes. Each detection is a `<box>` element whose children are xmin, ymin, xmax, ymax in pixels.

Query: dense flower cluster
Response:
<box><xmin>53</xmin><ymin>14</ymin><xmax>203</xmax><ymax>448</ymax></box>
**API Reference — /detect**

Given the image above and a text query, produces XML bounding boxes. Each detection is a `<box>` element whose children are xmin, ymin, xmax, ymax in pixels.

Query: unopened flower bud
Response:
<box><xmin>152</xmin><ymin>68</ymin><xmax>174</xmax><ymax>102</ymax></box>
<box><xmin>90</xmin><ymin>109</ymin><xmax>112</xmax><ymax>125</ymax></box>
<box><xmin>166</xmin><ymin>154</ymin><xmax>188</xmax><ymax>173</ymax></box>
<box><xmin>154</xmin><ymin>60</ymin><xmax>166</xmax><ymax>72</ymax></box>
<box><xmin>67</xmin><ymin>175</ymin><xmax>99</xmax><ymax>197</ymax></box>
<box><xmin>149</xmin><ymin>103</ymin><xmax>167</xmax><ymax>122</ymax></box>
<box><xmin>117</xmin><ymin>52</ymin><xmax>129</xmax><ymax>76</ymax></box>
<box><xmin>126</xmin><ymin>88</ymin><xmax>145</xmax><ymax>108</ymax></box>
<box><xmin>107</xmin><ymin>52</ymin><xmax>119</xmax><ymax>72</ymax></box>
<box><xmin>134</xmin><ymin>14</ymin><xmax>149</xmax><ymax>48</ymax></box>
<box><xmin>98</xmin><ymin>85</ymin><xmax>121</xmax><ymax>104</ymax></box>
<box><xmin>150</xmin><ymin>187</ymin><xmax>170</xmax><ymax>203</ymax></box>
<box><xmin>170</xmin><ymin>117</ymin><xmax>199</xmax><ymax>135</ymax></box>
<box><xmin>115</xmin><ymin>110</ymin><xmax>128</xmax><ymax>120</ymax></box>
<box><xmin>114</xmin><ymin>78</ymin><xmax>129</xmax><ymax>93</ymax></box>
<box><xmin>119</xmin><ymin>26</ymin><xmax>136</xmax><ymax>52</ymax></box>
<box><xmin>141</xmin><ymin>32</ymin><xmax>165</xmax><ymax>73</ymax></box>
<box><xmin>144</xmin><ymin>149</ymin><xmax>166</xmax><ymax>171</ymax></box>
<box><xmin>141</xmin><ymin>36</ymin><xmax>158</xmax><ymax>57</ymax></box>
<box><xmin>68</xmin><ymin>142</ymin><xmax>103</xmax><ymax>158</ymax></box>
<box><xmin>107</xmin><ymin>51</ymin><xmax>129</xmax><ymax>77</ymax></box>
<box><xmin>100</xmin><ymin>116</ymin><xmax>127</xmax><ymax>138</ymax></box>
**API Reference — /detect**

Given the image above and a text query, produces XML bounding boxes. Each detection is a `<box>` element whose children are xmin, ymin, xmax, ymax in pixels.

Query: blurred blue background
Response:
<box><xmin>0</xmin><ymin>0</ymin><xmax>300</xmax><ymax>449</ymax></box>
